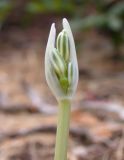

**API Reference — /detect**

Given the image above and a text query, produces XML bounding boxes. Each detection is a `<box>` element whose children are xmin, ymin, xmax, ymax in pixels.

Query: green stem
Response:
<box><xmin>54</xmin><ymin>99</ymin><xmax>71</xmax><ymax>160</ymax></box>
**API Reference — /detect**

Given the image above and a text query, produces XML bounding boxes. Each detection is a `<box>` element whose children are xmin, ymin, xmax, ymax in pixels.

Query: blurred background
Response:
<box><xmin>0</xmin><ymin>0</ymin><xmax>124</xmax><ymax>160</ymax></box>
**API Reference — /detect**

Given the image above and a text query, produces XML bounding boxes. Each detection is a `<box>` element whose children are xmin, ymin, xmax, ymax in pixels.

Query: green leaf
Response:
<box><xmin>25</xmin><ymin>2</ymin><xmax>47</xmax><ymax>13</ymax></box>
<box><xmin>108</xmin><ymin>2</ymin><xmax>124</xmax><ymax>16</ymax></box>
<box><xmin>107</xmin><ymin>16</ymin><xmax>123</xmax><ymax>31</ymax></box>
<box><xmin>71</xmin><ymin>15</ymin><xmax>107</xmax><ymax>31</ymax></box>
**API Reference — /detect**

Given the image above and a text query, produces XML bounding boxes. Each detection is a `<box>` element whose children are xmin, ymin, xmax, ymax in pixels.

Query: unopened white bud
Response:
<box><xmin>45</xmin><ymin>18</ymin><xmax>78</xmax><ymax>100</ymax></box>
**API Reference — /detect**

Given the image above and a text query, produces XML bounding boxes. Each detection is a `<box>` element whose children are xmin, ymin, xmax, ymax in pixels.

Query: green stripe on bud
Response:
<box><xmin>57</xmin><ymin>29</ymin><xmax>70</xmax><ymax>62</ymax></box>
<box><xmin>51</xmin><ymin>48</ymin><xmax>66</xmax><ymax>77</ymax></box>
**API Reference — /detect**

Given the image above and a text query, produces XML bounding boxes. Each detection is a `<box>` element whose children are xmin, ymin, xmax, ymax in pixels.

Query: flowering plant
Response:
<box><xmin>45</xmin><ymin>18</ymin><xmax>78</xmax><ymax>160</ymax></box>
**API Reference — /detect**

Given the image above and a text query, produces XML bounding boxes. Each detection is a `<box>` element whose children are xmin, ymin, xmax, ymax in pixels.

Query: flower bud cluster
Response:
<box><xmin>45</xmin><ymin>18</ymin><xmax>78</xmax><ymax>100</ymax></box>
<box><xmin>50</xmin><ymin>30</ymin><xmax>73</xmax><ymax>93</ymax></box>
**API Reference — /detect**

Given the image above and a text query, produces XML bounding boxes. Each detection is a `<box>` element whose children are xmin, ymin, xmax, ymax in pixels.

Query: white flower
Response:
<box><xmin>45</xmin><ymin>18</ymin><xmax>78</xmax><ymax>100</ymax></box>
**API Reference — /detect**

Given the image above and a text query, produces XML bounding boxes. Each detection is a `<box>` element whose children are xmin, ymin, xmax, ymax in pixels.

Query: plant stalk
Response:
<box><xmin>54</xmin><ymin>99</ymin><xmax>71</xmax><ymax>160</ymax></box>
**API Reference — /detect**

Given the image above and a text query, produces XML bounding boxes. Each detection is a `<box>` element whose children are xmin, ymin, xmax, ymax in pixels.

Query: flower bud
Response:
<box><xmin>45</xmin><ymin>18</ymin><xmax>78</xmax><ymax>100</ymax></box>
<box><xmin>51</xmin><ymin>48</ymin><xmax>66</xmax><ymax>77</ymax></box>
<box><xmin>57</xmin><ymin>29</ymin><xmax>70</xmax><ymax>62</ymax></box>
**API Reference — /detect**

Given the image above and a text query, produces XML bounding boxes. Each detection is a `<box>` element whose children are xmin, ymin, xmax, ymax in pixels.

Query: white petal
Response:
<box><xmin>62</xmin><ymin>18</ymin><xmax>79</xmax><ymax>93</ymax></box>
<box><xmin>45</xmin><ymin>23</ymin><xmax>66</xmax><ymax>99</ymax></box>
<box><xmin>62</xmin><ymin>18</ymin><xmax>76</xmax><ymax>61</ymax></box>
<box><xmin>45</xmin><ymin>23</ymin><xmax>56</xmax><ymax>72</ymax></box>
<box><xmin>45</xmin><ymin>23</ymin><xmax>56</xmax><ymax>56</ymax></box>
